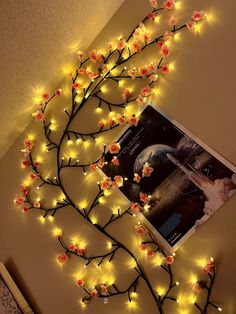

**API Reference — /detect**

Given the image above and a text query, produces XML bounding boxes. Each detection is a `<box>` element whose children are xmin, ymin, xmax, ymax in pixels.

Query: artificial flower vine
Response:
<box><xmin>14</xmin><ymin>1</ymin><xmax>222</xmax><ymax>313</ymax></box>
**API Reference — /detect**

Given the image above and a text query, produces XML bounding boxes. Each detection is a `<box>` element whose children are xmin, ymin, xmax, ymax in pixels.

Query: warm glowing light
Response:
<box><xmin>95</xmin><ymin>107</ymin><xmax>103</xmax><ymax>113</ymax></box>
<box><xmin>39</xmin><ymin>216</ymin><xmax>46</xmax><ymax>224</ymax></box>
<box><xmin>91</xmin><ymin>216</ymin><xmax>97</xmax><ymax>225</ymax></box>
<box><xmin>175</xmin><ymin>1</ymin><xmax>182</xmax><ymax>10</ymax></box>
<box><xmin>67</xmin><ymin>140</ymin><xmax>73</xmax><ymax>145</ymax></box>
<box><xmin>169</xmin><ymin>62</ymin><xmax>175</xmax><ymax>72</ymax></box>
<box><xmin>80</xmin><ymin>299</ymin><xmax>87</xmax><ymax>309</ymax></box>
<box><xmin>107</xmin><ymin>241</ymin><xmax>112</xmax><ymax>249</ymax></box>
<box><xmin>189</xmin><ymin>274</ymin><xmax>198</xmax><ymax>285</ymax></box>
<box><xmin>196</xmin><ymin>257</ymin><xmax>208</xmax><ymax>268</ymax></box>
<box><xmin>157</xmin><ymin>287</ymin><xmax>165</xmax><ymax>296</ymax></box>
<box><xmin>53</xmin><ymin>227</ymin><xmax>62</xmax><ymax>237</ymax></box>
<box><xmin>48</xmin><ymin>216</ymin><xmax>54</xmax><ymax>222</ymax></box>
<box><xmin>126</xmin><ymin>300</ymin><xmax>137</xmax><ymax>310</ymax></box>
<box><xmin>101</xmin><ymin>85</ymin><xmax>108</xmax><ymax>93</ymax></box>
<box><xmin>98</xmin><ymin>197</ymin><xmax>105</xmax><ymax>204</ymax></box>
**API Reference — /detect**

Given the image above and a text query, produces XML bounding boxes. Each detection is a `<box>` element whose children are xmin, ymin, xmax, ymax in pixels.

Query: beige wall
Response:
<box><xmin>0</xmin><ymin>1</ymin><xmax>236</xmax><ymax>314</ymax></box>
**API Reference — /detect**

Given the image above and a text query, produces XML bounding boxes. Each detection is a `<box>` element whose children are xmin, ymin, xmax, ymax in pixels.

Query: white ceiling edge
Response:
<box><xmin>0</xmin><ymin>0</ymin><xmax>125</xmax><ymax>159</ymax></box>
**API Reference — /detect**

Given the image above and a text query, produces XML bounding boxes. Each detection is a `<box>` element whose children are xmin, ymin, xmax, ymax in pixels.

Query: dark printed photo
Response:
<box><xmin>102</xmin><ymin>105</ymin><xmax>236</xmax><ymax>248</ymax></box>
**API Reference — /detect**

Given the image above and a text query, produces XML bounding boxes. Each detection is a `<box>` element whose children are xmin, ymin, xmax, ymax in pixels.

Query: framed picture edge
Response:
<box><xmin>0</xmin><ymin>263</ymin><xmax>34</xmax><ymax>314</ymax></box>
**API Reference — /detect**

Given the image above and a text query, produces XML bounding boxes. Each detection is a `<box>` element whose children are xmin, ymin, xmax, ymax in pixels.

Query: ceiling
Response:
<box><xmin>0</xmin><ymin>0</ymin><xmax>125</xmax><ymax>159</ymax></box>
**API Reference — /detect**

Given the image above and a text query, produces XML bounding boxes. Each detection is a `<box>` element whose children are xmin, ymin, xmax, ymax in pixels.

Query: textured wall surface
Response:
<box><xmin>0</xmin><ymin>0</ymin><xmax>125</xmax><ymax>159</ymax></box>
<box><xmin>0</xmin><ymin>1</ymin><xmax>236</xmax><ymax>314</ymax></box>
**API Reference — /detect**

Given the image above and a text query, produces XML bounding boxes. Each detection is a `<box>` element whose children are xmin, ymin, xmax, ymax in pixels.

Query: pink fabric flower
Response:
<box><xmin>117</xmin><ymin>38</ymin><xmax>126</xmax><ymax>50</ymax></box>
<box><xmin>141</xmin><ymin>86</ymin><xmax>152</xmax><ymax>97</ymax></box>
<box><xmin>57</xmin><ymin>253</ymin><xmax>69</xmax><ymax>264</ymax></box>
<box><xmin>131</xmin><ymin>202</ymin><xmax>141</xmax><ymax>213</ymax></box>
<box><xmin>147</xmin><ymin>63</ymin><xmax>156</xmax><ymax>74</ymax></box>
<box><xmin>192</xmin><ymin>10</ymin><xmax>205</xmax><ymax>21</ymax></box>
<box><xmin>143</xmin><ymin>33</ymin><xmax>151</xmax><ymax>43</ymax></box>
<box><xmin>69</xmin><ymin>243</ymin><xmax>77</xmax><ymax>251</ymax></box>
<box><xmin>165</xmin><ymin>255</ymin><xmax>174</xmax><ymax>264</ymax></box>
<box><xmin>90</xmin><ymin>163</ymin><xmax>97</xmax><ymax>171</ymax></box>
<box><xmin>109</xmin><ymin>143</ymin><xmax>120</xmax><ymax>154</ymax></box>
<box><xmin>33</xmin><ymin>200</ymin><xmax>41</xmax><ymax>208</ymax></box>
<box><xmin>108</xmin><ymin>117</ymin><xmax>114</xmax><ymax>126</ymax></box>
<box><xmin>73</xmin><ymin>81</ymin><xmax>81</xmax><ymax>90</ymax></box>
<box><xmin>150</xmin><ymin>74</ymin><xmax>158</xmax><ymax>82</ymax></box>
<box><xmin>14</xmin><ymin>195</ymin><xmax>25</xmax><ymax>206</ymax></box>
<box><xmin>149</xmin><ymin>0</ymin><xmax>158</xmax><ymax>8</ymax></box>
<box><xmin>21</xmin><ymin>159</ymin><xmax>30</xmax><ymax>168</ymax></box>
<box><xmin>169</xmin><ymin>15</ymin><xmax>177</xmax><ymax>26</ymax></box>
<box><xmin>76</xmin><ymin>279</ymin><xmax>85</xmax><ymax>287</ymax></box>
<box><xmin>203</xmin><ymin>260</ymin><xmax>215</xmax><ymax>273</ymax></box>
<box><xmin>22</xmin><ymin>207</ymin><xmax>30</xmax><ymax>213</ymax></box>
<box><xmin>127</xmin><ymin>115</ymin><xmax>139</xmax><ymax>126</ymax></box>
<box><xmin>160</xmin><ymin>44</ymin><xmax>170</xmax><ymax>57</ymax></box>
<box><xmin>42</xmin><ymin>92</ymin><xmax>49</xmax><ymax>101</ymax></box>
<box><xmin>139</xmin><ymin>243</ymin><xmax>148</xmax><ymax>250</ymax></box>
<box><xmin>122</xmin><ymin>88</ymin><xmax>132</xmax><ymax>100</ymax></box>
<box><xmin>132</xmin><ymin>41</ymin><xmax>141</xmax><ymax>52</ymax></box>
<box><xmin>142</xmin><ymin>163</ymin><xmax>154</xmax><ymax>177</ymax></box>
<box><xmin>116</xmin><ymin>114</ymin><xmax>126</xmax><ymax>125</ymax></box>
<box><xmin>133</xmin><ymin>173</ymin><xmax>141</xmax><ymax>183</ymax></box>
<box><xmin>147</xmin><ymin>250</ymin><xmax>154</xmax><ymax>257</ymax></box>
<box><xmin>114</xmin><ymin>175</ymin><xmax>123</xmax><ymax>187</ymax></box>
<box><xmin>192</xmin><ymin>282</ymin><xmax>202</xmax><ymax>294</ymax></box>
<box><xmin>23</xmin><ymin>138</ymin><xmax>34</xmax><ymax>150</ymax></box>
<box><xmin>136</xmin><ymin>95</ymin><xmax>146</xmax><ymax>105</ymax></box>
<box><xmin>33</xmin><ymin>110</ymin><xmax>44</xmax><ymax>121</ymax></box>
<box><xmin>30</xmin><ymin>173</ymin><xmax>39</xmax><ymax>180</ymax></box>
<box><xmin>78</xmin><ymin>68</ymin><xmax>87</xmax><ymax>75</ymax></box>
<box><xmin>164</xmin><ymin>31</ymin><xmax>174</xmax><ymax>41</ymax></box>
<box><xmin>77</xmin><ymin>50</ymin><xmax>84</xmax><ymax>61</ymax></box>
<box><xmin>148</xmin><ymin>11</ymin><xmax>156</xmax><ymax>20</ymax></box>
<box><xmin>157</xmin><ymin>40</ymin><xmax>164</xmax><ymax>49</ymax></box>
<box><xmin>34</xmin><ymin>161</ymin><xmax>41</xmax><ymax>168</ymax></box>
<box><xmin>161</xmin><ymin>64</ymin><xmax>170</xmax><ymax>73</ymax></box>
<box><xmin>97</xmin><ymin>157</ymin><xmax>105</xmax><ymax>169</ymax></box>
<box><xmin>186</xmin><ymin>21</ymin><xmax>196</xmax><ymax>32</ymax></box>
<box><xmin>91</xmin><ymin>289</ymin><xmax>98</xmax><ymax>297</ymax></box>
<box><xmin>98</xmin><ymin>119</ymin><xmax>106</xmax><ymax>128</ymax></box>
<box><xmin>135</xmin><ymin>224</ymin><xmax>146</xmax><ymax>235</ymax></box>
<box><xmin>89</xmin><ymin>50</ymin><xmax>103</xmax><ymax>63</ymax></box>
<box><xmin>163</xmin><ymin>0</ymin><xmax>175</xmax><ymax>10</ymax></box>
<box><xmin>139</xmin><ymin>192</ymin><xmax>149</xmax><ymax>203</ymax></box>
<box><xmin>128</xmin><ymin>69</ymin><xmax>138</xmax><ymax>79</ymax></box>
<box><xmin>138</xmin><ymin>66</ymin><xmax>148</xmax><ymax>77</ymax></box>
<box><xmin>55</xmin><ymin>89</ymin><xmax>62</xmax><ymax>96</ymax></box>
<box><xmin>111</xmin><ymin>157</ymin><xmax>119</xmax><ymax>166</ymax></box>
<box><xmin>88</xmin><ymin>71</ymin><xmax>99</xmax><ymax>80</ymax></box>
<box><xmin>77</xmin><ymin>248</ymin><xmax>85</xmax><ymax>256</ymax></box>
<box><xmin>100</xmin><ymin>178</ymin><xmax>113</xmax><ymax>190</ymax></box>
<box><xmin>101</xmin><ymin>64</ymin><xmax>109</xmax><ymax>74</ymax></box>
<box><xmin>20</xmin><ymin>184</ymin><xmax>29</xmax><ymax>195</ymax></box>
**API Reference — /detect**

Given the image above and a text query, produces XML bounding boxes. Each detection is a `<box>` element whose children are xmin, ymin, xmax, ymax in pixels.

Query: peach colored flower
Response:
<box><xmin>161</xmin><ymin>64</ymin><xmax>170</xmax><ymax>73</ymax></box>
<box><xmin>78</xmin><ymin>68</ymin><xmax>87</xmax><ymax>75</ymax></box>
<box><xmin>147</xmin><ymin>250</ymin><xmax>154</xmax><ymax>257</ymax></box>
<box><xmin>97</xmin><ymin>157</ymin><xmax>105</xmax><ymax>169</ymax></box>
<box><xmin>164</xmin><ymin>31</ymin><xmax>174</xmax><ymax>41</ymax></box>
<box><xmin>91</xmin><ymin>289</ymin><xmax>98</xmax><ymax>297</ymax></box>
<box><xmin>149</xmin><ymin>0</ymin><xmax>158</xmax><ymax>8</ymax></box>
<box><xmin>42</xmin><ymin>92</ymin><xmax>49</xmax><ymax>101</ymax></box>
<box><xmin>142</xmin><ymin>163</ymin><xmax>154</xmax><ymax>177</ymax></box>
<box><xmin>136</xmin><ymin>95</ymin><xmax>146</xmax><ymax>105</ymax></box>
<box><xmin>139</xmin><ymin>192</ymin><xmax>149</xmax><ymax>203</ymax></box>
<box><xmin>150</xmin><ymin>74</ymin><xmax>158</xmax><ymax>82</ymax></box>
<box><xmin>138</xmin><ymin>66</ymin><xmax>148</xmax><ymax>77</ymax></box>
<box><xmin>73</xmin><ymin>81</ymin><xmax>81</xmax><ymax>90</ymax></box>
<box><xmin>108</xmin><ymin>117</ymin><xmax>115</xmax><ymax>126</ymax></box>
<box><xmin>23</xmin><ymin>138</ymin><xmax>34</xmax><ymax>150</ymax></box>
<box><xmin>161</xmin><ymin>44</ymin><xmax>170</xmax><ymax>57</ymax></box>
<box><xmin>165</xmin><ymin>255</ymin><xmax>174</xmax><ymax>264</ymax></box>
<box><xmin>55</xmin><ymin>88</ymin><xmax>62</xmax><ymax>96</ymax></box>
<box><xmin>22</xmin><ymin>207</ymin><xmax>29</xmax><ymax>213</ymax></box>
<box><xmin>20</xmin><ymin>184</ymin><xmax>29</xmax><ymax>195</ymax></box>
<box><xmin>147</xmin><ymin>63</ymin><xmax>156</xmax><ymax>74</ymax></box>
<box><xmin>90</xmin><ymin>163</ymin><xmax>97</xmax><ymax>171</ymax></box>
<box><xmin>186</xmin><ymin>21</ymin><xmax>196</xmax><ymax>32</ymax></box>
<box><xmin>135</xmin><ymin>224</ymin><xmax>146</xmax><ymax>235</ymax></box>
<box><xmin>88</xmin><ymin>71</ymin><xmax>99</xmax><ymax>80</ymax></box>
<box><xmin>117</xmin><ymin>38</ymin><xmax>126</xmax><ymax>50</ymax></box>
<box><xmin>69</xmin><ymin>243</ymin><xmax>77</xmax><ymax>251</ymax></box>
<box><xmin>157</xmin><ymin>40</ymin><xmax>164</xmax><ymax>49</ymax></box>
<box><xmin>133</xmin><ymin>173</ymin><xmax>141</xmax><ymax>183</ymax></box>
<box><xmin>141</xmin><ymin>86</ymin><xmax>152</xmax><ymax>97</ymax></box>
<box><xmin>139</xmin><ymin>242</ymin><xmax>148</xmax><ymax>250</ymax></box>
<box><xmin>163</xmin><ymin>0</ymin><xmax>175</xmax><ymax>10</ymax></box>
<box><xmin>77</xmin><ymin>248</ymin><xmax>85</xmax><ymax>256</ymax></box>
<box><xmin>57</xmin><ymin>253</ymin><xmax>69</xmax><ymax>264</ymax></box>
<box><xmin>116</xmin><ymin>114</ymin><xmax>126</xmax><ymax>125</ymax></box>
<box><xmin>14</xmin><ymin>195</ymin><xmax>25</xmax><ymax>206</ymax></box>
<box><xmin>100</xmin><ymin>284</ymin><xmax>108</xmax><ymax>294</ymax></box>
<box><xmin>100</xmin><ymin>178</ymin><xmax>112</xmax><ymax>190</ymax></box>
<box><xmin>203</xmin><ymin>260</ymin><xmax>214</xmax><ymax>273</ymax></box>
<box><xmin>132</xmin><ymin>41</ymin><xmax>141</xmax><ymax>52</ymax></box>
<box><xmin>76</xmin><ymin>279</ymin><xmax>85</xmax><ymax>287</ymax></box>
<box><xmin>101</xmin><ymin>64</ymin><xmax>108</xmax><ymax>74</ymax></box>
<box><xmin>77</xmin><ymin>50</ymin><xmax>84</xmax><ymax>61</ymax></box>
<box><xmin>192</xmin><ymin>10</ymin><xmax>205</xmax><ymax>21</ymax></box>
<box><xmin>21</xmin><ymin>159</ymin><xmax>30</xmax><ymax>168</ymax></box>
<box><xmin>169</xmin><ymin>15</ymin><xmax>177</xmax><ymax>26</ymax></box>
<box><xmin>34</xmin><ymin>161</ymin><xmax>41</xmax><ymax>168</ymax></box>
<box><xmin>107</xmin><ymin>41</ymin><xmax>113</xmax><ymax>51</ymax></box>
<box><xmin>109</xmin><ymin>143</ymin><xmax>120</xmax><ymax>154</ymax></box>
<box><xmin>98</xmin><ymin>119</ymin><xmax>106</xmax><ymax>128</ymax></box>
<box><xmin>33</xmin><ymin>200</ymin><xmax>41</xmax><ymax>208</ymax></box>
<box><xmin>30</xmin><ymin>173</ymin><xmax>39</xmax><ymax>180</ymax></box>
<box><xmin>148</xmin><ymin>11</ymin><xmax>156</xmax><ymax>20</ymax></box>
<box><xmin>192</xmin><ymin>282</ymin><xmax>202</xmax><ymax>294</ymax></box>
<box><xmin>131</xmin><ymin>202</ymin><xmax>141</xmax><ymax>213</ymax></box>
<box><xmin>143</xmin><ymin>33</ymin><xmax>151</xmax><ymax>43</ymax></box>
<box><xmin>89</xmin><ymin>50</ymin><xmax>103</xmax><ymax>63</ymax></box>
<box><xmin>122</xmin><ymin>88</ymin><xmax>132</xmax><ymax>100</ymax></box>
<box><xmin>111</xmin><ymin>157</ymin><xmax>120</xmax><ymax>166</ymax></box>
<box><xmin>128</xmin><ymin>69</ymin><xmax>138</xmax><ymax>79</ymax></box>
<box><xmin>114</xmin><ymin>175</ymin><xmax>123</xmax><ymax>188</ymax></box>
<box><xmin>127</xmin><ymin>115</ymin><xmax>139</xmax><ymax>126</ymax></box>
<box><xmin>33</xmin><ymin>110</ymin><xmax>44</xmax><ymax>121</ymax></box>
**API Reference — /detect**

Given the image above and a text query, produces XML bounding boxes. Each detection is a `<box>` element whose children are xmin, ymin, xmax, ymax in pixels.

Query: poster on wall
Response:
<box><xmin>102</xmin><ymin>105</ymin><xmax>236</xmax><ymax>252</ymax></box>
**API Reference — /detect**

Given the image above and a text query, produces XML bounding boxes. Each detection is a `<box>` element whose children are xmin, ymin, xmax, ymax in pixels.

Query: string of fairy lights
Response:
<box><xmin>14</xmin><ymin>0</ymin><xmax>223</xmax><ymax>313</ymax></box>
